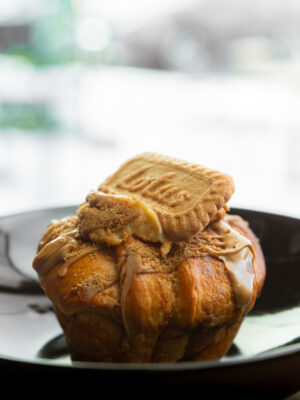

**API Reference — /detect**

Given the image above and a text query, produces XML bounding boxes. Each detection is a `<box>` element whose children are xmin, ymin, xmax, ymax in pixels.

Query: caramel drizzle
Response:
<box><xmin>119</xmin><ymin>219</ymin><xmax>255</xmax><ymax>331</ymax></box>
<box><xmin>120</xmin><ymin>254</ymin><xmax>157</xmax><ymax>335</ymax></box>
<box><xmin>34</xmin><ymin>215</ymin><xmax>255</xmax><ymax>318</ymax></box>
<box><xmin>198</xmin><ymin>220</ymin><xmax>255</xmax><ymax>308</ymax></box>
<box><xmin>121</xmin><ymin>254</ymin><xmax>140</xmax><ymax>335</ymax></box>
<box><xmin>33</xmin><ymin>227</ymin><xmax>96</xmax><ymax>277</ymax></box>
<box><xmin>57</xmin><ymin>247</ymin><xmax>96</xmax><ymax>277</ymax></box>
<box><xmin>77</xmin><ymin>279</ymin><xmax>120</xmax><ymax>303</ymax></box>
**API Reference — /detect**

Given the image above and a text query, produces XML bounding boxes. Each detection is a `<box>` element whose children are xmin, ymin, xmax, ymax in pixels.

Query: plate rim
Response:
<box><xmin>0</xmin><ymin>341</ymin><xmax>300</xmax><ymax>371</ymax></box>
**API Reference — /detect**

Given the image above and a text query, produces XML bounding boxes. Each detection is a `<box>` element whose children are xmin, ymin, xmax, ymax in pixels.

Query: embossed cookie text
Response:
<box><xmin>117</xmin><ymin>166</ymin><xmax>191</xmax><ymax>207</ymax></box>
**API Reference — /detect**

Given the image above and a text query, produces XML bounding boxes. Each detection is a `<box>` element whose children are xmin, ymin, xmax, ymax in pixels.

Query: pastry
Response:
<box><xmin>33</xmin><ymin>153</ymin><xmax>266</xmax><ymax>363</ymax></box>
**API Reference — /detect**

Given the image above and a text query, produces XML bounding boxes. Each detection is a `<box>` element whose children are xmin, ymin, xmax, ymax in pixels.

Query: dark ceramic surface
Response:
<box><xmin>0</xmin><ymin>206</ymin><xmax>299</xmax><ymax>396</ymax></box>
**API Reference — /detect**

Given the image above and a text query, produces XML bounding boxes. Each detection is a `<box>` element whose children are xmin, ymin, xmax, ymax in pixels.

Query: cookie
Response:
<box><xmin>100</xmin><ymin>153</ymin><xmax>234</xmax><ymax>242</ymax></box>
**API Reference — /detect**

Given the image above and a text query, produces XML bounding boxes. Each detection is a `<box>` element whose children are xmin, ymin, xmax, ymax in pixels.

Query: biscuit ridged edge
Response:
<box><xmin>102</xmin><ymin>152</ymin><xmax>235</xmax><ymax>242</ymax></box>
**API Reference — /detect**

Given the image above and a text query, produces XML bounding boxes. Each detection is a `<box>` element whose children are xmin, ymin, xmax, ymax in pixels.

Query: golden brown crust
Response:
<box><xmin>35</xmin><ymin>214</ymin><xmax>265</xmax><ymax>363</ymax></box>
<box><xmin>38</xmin><ymin>248</ymin><xmax>120</xmax><ymax>320</ymax></box>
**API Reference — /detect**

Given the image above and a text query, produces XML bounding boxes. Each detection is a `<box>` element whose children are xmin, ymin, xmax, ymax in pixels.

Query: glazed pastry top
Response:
<box><xmin>33</xmin><ymin>213</ymin><xmax>260</xmax><ymax>313</ymax></box>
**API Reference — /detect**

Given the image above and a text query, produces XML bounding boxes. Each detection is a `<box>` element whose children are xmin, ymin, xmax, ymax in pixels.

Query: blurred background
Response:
<box><xmin>0</xmin><ymin>0</ymin><xmax>300</xmax><ymax>218</ymax></box>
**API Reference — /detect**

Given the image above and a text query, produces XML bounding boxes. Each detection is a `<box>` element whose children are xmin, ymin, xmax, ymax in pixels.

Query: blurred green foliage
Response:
<box><xmin>4</xmin><ymin>0</ymin><xmax>74</xmax><ymax>66</ymax></box>
<box><xmin>0</xmin><ymin>1</ymin><xmax>74</xmax><ymax>133</ymax></box>
<box><xmin>0</xmin><ymin>103</ymin><xmax>59</xmax><ymax>131</ymax></box>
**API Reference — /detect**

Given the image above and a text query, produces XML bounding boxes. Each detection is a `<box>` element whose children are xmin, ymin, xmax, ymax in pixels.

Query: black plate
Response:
<box><xmin>0</xmin><ymin>206</ymin><xmax>300</xmax><ymax>396</ymax></box>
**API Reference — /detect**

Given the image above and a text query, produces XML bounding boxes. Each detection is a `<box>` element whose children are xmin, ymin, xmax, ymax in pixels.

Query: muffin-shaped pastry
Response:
<box><xmin>33</xmin><ymin>153</ymin><xmax>266</xmax><ymax>363</ymax></box>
